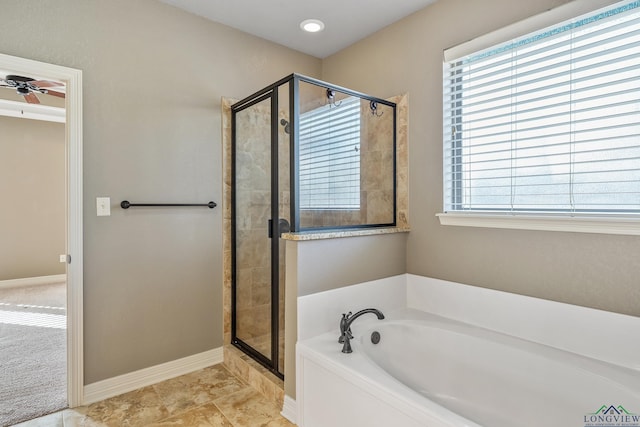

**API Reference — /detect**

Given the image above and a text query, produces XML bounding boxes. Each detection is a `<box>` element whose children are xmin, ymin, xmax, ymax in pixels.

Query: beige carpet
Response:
<box><xmin>0</xmin><ymin>282</ymin><xmax>67</xmax><ymax>426</ymax></box>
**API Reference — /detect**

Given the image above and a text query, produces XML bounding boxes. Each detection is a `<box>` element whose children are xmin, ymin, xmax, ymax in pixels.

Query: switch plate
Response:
<box><xmin>59</xmin><ymin>254</ymin><xmax>67</xmax><ymax>263</ymax></box>
<box><xmin>97</xmin><ymin>197</ymin><xmax>111</xmax><ymax>216</ymax></box>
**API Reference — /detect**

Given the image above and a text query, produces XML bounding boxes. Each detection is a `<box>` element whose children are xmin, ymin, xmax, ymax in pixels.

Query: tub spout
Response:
<box><xmin>339</xmin><ymin>308</ymin><xmax>385</xmax><ymax>353</ymax></box>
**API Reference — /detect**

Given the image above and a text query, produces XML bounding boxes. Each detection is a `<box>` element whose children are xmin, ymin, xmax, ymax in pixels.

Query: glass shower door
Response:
<box><xmin>232</xmin><ymin>84</ymin><xmax>289</xmax><ymax>378</ymax></box>
<box><xmin>233</xmin><ymin>94</ymin><xmax>274</xmax><ymax>366</ymax></box>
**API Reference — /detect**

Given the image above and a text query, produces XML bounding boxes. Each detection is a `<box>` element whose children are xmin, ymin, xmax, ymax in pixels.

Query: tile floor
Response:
<box><xmin>13</xmin><ymin>364</ymin><xmax>294</xmax><ymax>427</ymax></box>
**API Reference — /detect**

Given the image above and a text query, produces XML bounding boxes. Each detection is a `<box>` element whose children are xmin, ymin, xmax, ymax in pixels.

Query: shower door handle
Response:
<box><xmin>268</xmin><ymin>218</ymin><xmax>290</xmax><ymax>238</ymax></box>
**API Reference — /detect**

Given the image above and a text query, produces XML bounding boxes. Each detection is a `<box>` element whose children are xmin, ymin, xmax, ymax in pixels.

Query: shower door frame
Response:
<box><xmin>230</xmin><ymin>75</ymin><xmax>294</xmax><ymax>379</ymax></box>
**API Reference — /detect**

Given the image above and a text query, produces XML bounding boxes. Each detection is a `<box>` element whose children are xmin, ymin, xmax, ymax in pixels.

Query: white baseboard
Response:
<box><xmin>281</xmin><ymin>395</ymin><xmax>297</xmax><ymax>424</ymax></box>
<box><xmin>83</xmin><ymin>347</ymin><xmax>224</xmax><ymax>405</ymax></box>
<box><xmin>0</xmin><ymin>274</ymin><xmax>66</xmax><ymax>290</ymax></box>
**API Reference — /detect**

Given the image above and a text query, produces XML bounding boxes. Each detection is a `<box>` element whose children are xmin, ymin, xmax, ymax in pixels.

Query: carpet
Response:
<box><xmin>0</xmin><ymin>283</ymin><xmax>67</xmax><ymax>426</ymax></box>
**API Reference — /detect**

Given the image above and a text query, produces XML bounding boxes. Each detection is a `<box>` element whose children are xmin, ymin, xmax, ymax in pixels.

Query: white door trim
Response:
<box><xmin>0</xmin><ymin>52</ymin><xmax>84</xmax><ymax>407</ymax></box>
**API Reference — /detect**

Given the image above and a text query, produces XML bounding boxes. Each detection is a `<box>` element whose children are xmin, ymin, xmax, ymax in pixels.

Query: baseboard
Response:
<box><xmin>0</xmin><ymin>274</ymin><xmax>66</xmax><ymax>290</ymax></box>
<box><xmin>281</xmin><ymin>395</ymin><xmax>297</xmax><ymax>424</ymax></box>
<box><xmin>83</xmin><ymin>347</ymin><xmax>223</xmax><ymax>405</ymax></box>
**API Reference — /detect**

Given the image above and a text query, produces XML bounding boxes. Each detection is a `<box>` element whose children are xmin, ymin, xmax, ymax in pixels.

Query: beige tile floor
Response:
<box><xmin>13</xmin><ymin>364</ymin><xmax>294</xmax><ymax>427</ymax></box>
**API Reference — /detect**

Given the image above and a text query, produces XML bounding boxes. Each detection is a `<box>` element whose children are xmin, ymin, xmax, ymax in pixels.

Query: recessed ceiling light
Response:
<box><xmin>300</xmin><ymin>19</ymin><xmax>325</xmax><ymax>33</ymax></box>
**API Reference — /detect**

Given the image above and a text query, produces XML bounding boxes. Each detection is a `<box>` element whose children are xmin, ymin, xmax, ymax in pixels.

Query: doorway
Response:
<box><xmin>0</xmin><ymin>53</ymin><xmax>83</xmax><ymax>417</ymax></box>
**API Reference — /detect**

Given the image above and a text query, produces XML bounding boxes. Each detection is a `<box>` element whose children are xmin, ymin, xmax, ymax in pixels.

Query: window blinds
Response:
<box><xmin>443</xmin><ymin>0</ymin><xmax>640</xmax><ymax>215</ymax></box>
<box><xmin>299</xmin><ymin>96</ymin><xmax>361</xmax><ymax>209</ymax></box>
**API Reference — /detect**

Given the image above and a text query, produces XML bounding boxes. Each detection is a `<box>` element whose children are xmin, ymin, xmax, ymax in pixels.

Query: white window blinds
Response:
<box><xmin>443</xmin><ymin>0</ymin><xmax>640</xmax><ymax>215</ymax></box>
<box><xmin>299</xmin><ymin>96</ymin><xmax>361</xmax><ymax>209</ymax></box>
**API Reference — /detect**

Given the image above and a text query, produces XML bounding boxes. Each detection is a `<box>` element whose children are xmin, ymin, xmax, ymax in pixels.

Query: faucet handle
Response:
<box><xmin>340</xmin><ymin>312</ymin><xmax>352</xmax><ymax>328</ymax></box>
<box><xmin>338</xmin><ymin>329</ymin><xmax>353</xmax><ymax>343</ymax></box>
<box><xmin>338</xmin><ymin>312</ymin><xmax>353</xmax><ymax>343</ymax></box>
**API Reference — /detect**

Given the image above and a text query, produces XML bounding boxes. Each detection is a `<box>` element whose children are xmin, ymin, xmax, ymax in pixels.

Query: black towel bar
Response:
<box><xmin>120</xmin><ymin>200</ymin><xmax>217</xmax><ymax>209</ymax></box>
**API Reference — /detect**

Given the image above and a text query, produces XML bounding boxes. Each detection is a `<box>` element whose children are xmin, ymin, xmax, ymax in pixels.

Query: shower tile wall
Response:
<box><xmin>361</xmin><ymin>101</ymin><xmax>395</xmax><ymax>225</ymax></box>
<box><xmin>222</xmin><ymin>97</ymin><xmax>233</xmax><ymax>347</ymax></box>
<box><xmin>277</xmin><ymin>106</ymin><xmax>289</xmax><ymax>371</ymax></box>
<box><xmin>394</xmin><ymin>93</ymin><xmax>409</xmax><ymax>229</ymax></box>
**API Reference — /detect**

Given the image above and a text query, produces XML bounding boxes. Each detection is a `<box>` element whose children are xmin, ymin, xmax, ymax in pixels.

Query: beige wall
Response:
<box><xmin>294</xmin><ymin>233</ymin><xmax>407</xmax><ymax>297</ymax></box>
<box><xmin>0</xmin><ymin>116</ymin><xmax>65</xmax><ymax>280</ymax></box>
<box><xmin>322</xmin><ymin>0</ymin><xmax>640</xmax><ymax>318</ymax></box>
<box><xmin>0</xmin><ymin>0</ymin><xmax>321</xmax><ymax>384</ymax></box>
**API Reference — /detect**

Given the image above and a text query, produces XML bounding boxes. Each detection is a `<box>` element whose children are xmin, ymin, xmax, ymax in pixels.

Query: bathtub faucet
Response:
<box><xmin>339</xmin><ymin>308</ymin><xmax>385</xmax><ymax>353</ymax></box>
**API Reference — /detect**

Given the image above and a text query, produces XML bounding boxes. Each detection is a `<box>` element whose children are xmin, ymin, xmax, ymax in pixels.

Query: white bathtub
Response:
<box><xmin>297</xmin><ymin>307</ymin><xmax>640</xmax><ymax>427</ymax></box>
<box><xmin>295</xmin><ymin>275</ymin><xmax>640</xmax><ymax>427</ymax></box>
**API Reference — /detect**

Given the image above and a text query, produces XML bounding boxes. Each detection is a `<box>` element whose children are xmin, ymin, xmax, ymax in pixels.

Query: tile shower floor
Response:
<box><xmin>14</xmin><ymin>364</ymin><xmax>294</xmax><ymax>427</ymax></box>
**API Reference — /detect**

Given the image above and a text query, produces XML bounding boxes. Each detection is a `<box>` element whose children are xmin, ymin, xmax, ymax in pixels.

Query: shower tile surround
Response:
<box><xmin>221</xmin><ymin>93</ymin><xmax>408</xmax><ymax>405</ymax></box>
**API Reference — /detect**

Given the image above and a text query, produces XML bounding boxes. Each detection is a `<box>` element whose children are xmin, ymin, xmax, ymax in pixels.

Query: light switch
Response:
<box><xmin>97</xmin><ymin>197</ymin><xmax>111</xmax><ymax>216</ymax></box>
<box><xmin>59</xmin><ymin>254</ymin><xmax>67</xmax><ymax>263</ymax></box>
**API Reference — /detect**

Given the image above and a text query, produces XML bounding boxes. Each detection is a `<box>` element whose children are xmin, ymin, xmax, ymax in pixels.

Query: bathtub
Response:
<box><xmin>296</xmin><ymin>308</ymin><xmax>640</xmax><ymax>427</ymax></box>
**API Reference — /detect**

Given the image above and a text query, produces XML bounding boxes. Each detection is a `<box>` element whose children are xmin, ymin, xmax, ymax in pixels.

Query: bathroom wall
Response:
<box><xmin>0</xmin><ymin>115</ymin><xmax>65</xmax><ymax>280</ymax></box>
<box><xmin>293</xmin><ymin>234</ymin><xmax>407</xmax><ymax>297</ymax></box>
<box><xmin>321</xmin><ymin>0</ymin><xmax>640</xmax><ymax>318</ymax></box>
<box><xmin>0</xmin><ymin>0</ymin><xmax>321</xmax><ymax>384</ymax></box>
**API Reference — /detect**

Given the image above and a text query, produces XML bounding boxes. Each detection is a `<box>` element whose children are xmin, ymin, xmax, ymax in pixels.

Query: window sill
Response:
<box><xmin>436</xmin><ymin>213</ymin><xmax>640</xmax><ymax>236</ymax></box>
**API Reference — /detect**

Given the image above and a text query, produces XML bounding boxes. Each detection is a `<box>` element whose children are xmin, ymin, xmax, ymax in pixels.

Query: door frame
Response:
<box><xmin>0</xmin><ymin>52</ymin><xmax>84</xmax><ymax>407</ymax></box>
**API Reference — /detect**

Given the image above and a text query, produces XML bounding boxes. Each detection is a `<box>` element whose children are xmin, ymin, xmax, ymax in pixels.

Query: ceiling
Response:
<box><xmin>158</xmin><ymin>0</ymin><xmax>438</xmax><ymax>58</ymax></box>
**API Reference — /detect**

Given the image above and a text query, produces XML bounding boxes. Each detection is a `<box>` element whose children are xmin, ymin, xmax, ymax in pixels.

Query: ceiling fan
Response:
<box><xmin>0</xmin><ymin>74</ymin><xmax>65</xmax><ymax>104</ymax></box>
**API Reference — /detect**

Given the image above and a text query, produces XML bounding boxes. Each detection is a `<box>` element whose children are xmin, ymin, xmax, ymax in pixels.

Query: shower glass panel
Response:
<box><xmin>297</xmin><ymin>81</ymin><xmax>396</xmax><ymax>229</ymax></box>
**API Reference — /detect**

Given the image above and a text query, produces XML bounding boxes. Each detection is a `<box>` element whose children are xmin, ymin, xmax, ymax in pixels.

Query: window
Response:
<box><xmin>299</xmin><ymin>96</ymin><xmax>361</xmax><ymax>209</ymax></box>
<box><xmin>443</xmin><ymin>1</ymin><xmax>640</xmax><ymax>222</ymax></box>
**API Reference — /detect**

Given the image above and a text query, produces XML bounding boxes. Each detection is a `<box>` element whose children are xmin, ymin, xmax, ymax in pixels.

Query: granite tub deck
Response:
<box><xmin>14</xmin><ymin>364</ymin><xmax>294</xmax><ymax>427</ymax></box>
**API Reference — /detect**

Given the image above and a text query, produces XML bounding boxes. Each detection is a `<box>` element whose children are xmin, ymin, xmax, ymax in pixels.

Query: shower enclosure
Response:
<box><xmin>231</xmin><ymin>74</ymin><xmax>396</xmax><ymax>378</ymax></box>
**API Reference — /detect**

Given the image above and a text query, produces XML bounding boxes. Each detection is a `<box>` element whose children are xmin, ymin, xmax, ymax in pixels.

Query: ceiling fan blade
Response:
<box><xmin>24</xmin><ymin>92</ymin><xmax>40</xmax><ymax>104</ymax></box>
<box><xmin>32</xmin><ymin>79</ymin><xmax>64</xmax><ymax>88</ymax></box>
<box><xmin>45</xmin><ymin>89</ymin><xmax>66</xmax><ymax>99</ymax></box>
